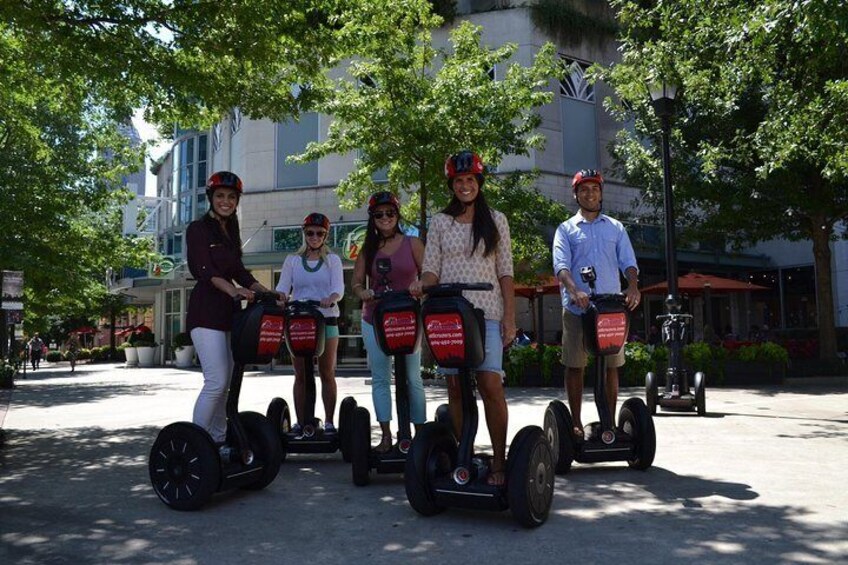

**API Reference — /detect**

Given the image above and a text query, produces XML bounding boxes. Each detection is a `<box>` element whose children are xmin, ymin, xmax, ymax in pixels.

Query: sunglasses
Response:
<box><xmin>305</xmin><ymin>230</ymin><xmax>327</xmax><ymax>238</ymax></box>
<box><xmin>372</xmin><ymin>210</ymin><xmax>397</xmax><ymax>220</ymax></box>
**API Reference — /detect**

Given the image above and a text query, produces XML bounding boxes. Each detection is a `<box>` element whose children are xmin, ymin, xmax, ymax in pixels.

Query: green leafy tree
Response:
<box><xmin>296</xmin><ymin>1</ymin><xmax>562</xmax><ymax>253</ymax></box>
<box><xmin>600</xmin><ymin>0</ymin><xmax>848</xmax><ymax>359</ymax></box>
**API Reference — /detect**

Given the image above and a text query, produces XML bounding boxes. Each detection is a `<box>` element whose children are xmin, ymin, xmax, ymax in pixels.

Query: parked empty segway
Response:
<box><xmin>266</xmin><ymin>299</ymin><xmax>343</xmax><ymax>458</ymax></box>
<box><xmin>149</xmin><ymin>292</ymin><xmax>284</xmax><ymax>510</ymax></box>
<box><xmin>348</xmin><ymin>257</ymin><xmax>422</xmax><ymax>486</ymax></box>
<box><xmin>645</xmin><ymin>297</ymin><xmax>706</xmax><ymax>416</ymax></box>
<box><xmin>404</xmin><ymin>283</ymin><xmax>554</xmax><ymax>528</ymax></box>
<box><xmin>544</xmin><ymin>266</ymin><xmax>656</xmax><ymax>474</ymax></box>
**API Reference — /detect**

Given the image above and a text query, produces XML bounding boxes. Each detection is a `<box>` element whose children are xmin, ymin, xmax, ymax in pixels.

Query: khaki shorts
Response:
<box><xmin>561</xmin><ymin>310</ymin><xmax>625</xmax><ymax>369</ymax></box>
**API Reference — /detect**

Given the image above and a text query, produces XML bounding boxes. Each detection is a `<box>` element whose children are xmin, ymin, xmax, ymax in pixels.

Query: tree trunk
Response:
<box><xmin>419</xmin><ymin>161</ymin><xmax>428</xmax><ymax>241</ymax></box>
<box><xmin>810</xmin><ymin>217</ymin><xmax>838</xmax><ymax>360</ymax></box>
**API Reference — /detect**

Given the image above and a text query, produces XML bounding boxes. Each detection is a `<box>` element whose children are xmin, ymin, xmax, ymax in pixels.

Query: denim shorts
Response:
<box><xmin>438</xmin><ymin>319</ymin><xmax>504</xmax><ymax>377</ymax></box>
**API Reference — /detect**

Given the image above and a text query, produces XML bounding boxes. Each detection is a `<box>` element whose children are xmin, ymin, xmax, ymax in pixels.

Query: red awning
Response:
<box><xmin>70</xmin><ymin>326</ymin><xmax>97</xmax><ymax>335</ymax></box>
<box><xmin>641</xmin><ymin>273</ymin><xmax>771</xmax><ymax>296</ymax></box>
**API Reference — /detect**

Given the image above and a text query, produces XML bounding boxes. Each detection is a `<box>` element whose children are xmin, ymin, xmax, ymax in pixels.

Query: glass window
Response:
<box><xmin>185</xmin><ymin>137</ymin><xmax>195</xmax><ymax>164</ymax></box>
<box><xmin>173</xmin><ymin>233</ymin><xmax>183</xmax><ymax>256</ymax></box>
<box><xmin>273</xmin><ymin>227</ymin><xmax>303</xmax><ymax>251</ymax></box>
<box><xmin>560</xmin><ymin>57</ymin><xmax>598</xmax><ymax>171</ymax></box>
<box><xmin>276</xmin><ymin>113</ymin><xmax>319</xmax><ymax>188</ymax></box>
<box><xmin>196</xmin><ymin>193</ymin><xmax>208</xmax><ymax>216</ymax></box>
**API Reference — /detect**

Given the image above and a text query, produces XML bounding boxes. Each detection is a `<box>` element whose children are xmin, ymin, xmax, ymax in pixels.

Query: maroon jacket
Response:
<box><xmin>186</xmin><ymin>215</ymin><xmax>257</xmax><ymax>331</ymax></box>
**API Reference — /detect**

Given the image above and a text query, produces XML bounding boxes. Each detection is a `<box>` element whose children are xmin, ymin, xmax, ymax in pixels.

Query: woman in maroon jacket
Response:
<box><xmin>186</xmin><ymin>171</ymin><xmax>277</xmax><ymax>444</ymax></box>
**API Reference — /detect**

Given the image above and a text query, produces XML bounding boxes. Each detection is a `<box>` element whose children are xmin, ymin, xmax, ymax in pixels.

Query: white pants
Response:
<box><xmin>191</xmin><ymin>328</ymin><xmax>234</xmax><ymax>443</ymax></box>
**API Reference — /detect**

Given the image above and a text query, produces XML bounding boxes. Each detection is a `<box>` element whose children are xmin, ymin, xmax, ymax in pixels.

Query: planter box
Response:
<box><xmin>124</xmin><ymin>347</ymin><xmax>138</xmax><ymax>367</ymax></box>
<box><xmin>174</xmin><ymin>345</ymin><xmax>195</xmax><ymax>368</ymax></box>
<box><xmin>720</xmin><ymin>360</ymin><xmax>785</xmax><ymax>386</ymax></box>
<box><xmin>137</xmin><ymin>346</ymin><xmax>158</xmax><ymax>368</ymax></box>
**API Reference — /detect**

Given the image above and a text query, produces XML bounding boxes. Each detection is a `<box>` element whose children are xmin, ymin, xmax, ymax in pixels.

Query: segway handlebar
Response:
<box><xmin>423</xmin><ymin>282</ymin><xmax>494</xmax><ymax>298</ymax></box>
<box><xmin>284</xmin><ymin>299</ymin><xmax>336</xmax><ymax>308</ymax></box>
<box><xmin>373</xmin><ymin>288</ymin><xmax>416</xmax><ymax>301</ymax></box>
<box><xmin>588</xmin><ymin>292</ymin><xmax>627</xmax><ymax>304</ymax></box>
<box><xmin>232</xmin><ymin>291</ymin><xmax>283</xmax><ymax>305</ymax></box>
<box><xmin>656</xmin><ymin>312</ymin><xmax>693</xmax><ymax>321</ymax></box>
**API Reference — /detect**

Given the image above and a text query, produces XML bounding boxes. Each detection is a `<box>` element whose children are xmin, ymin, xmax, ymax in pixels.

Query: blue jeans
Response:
<box><xmin>361</xmin><ymin>320</ymin><xmax>426</xmax><ymax>424</ymax></box>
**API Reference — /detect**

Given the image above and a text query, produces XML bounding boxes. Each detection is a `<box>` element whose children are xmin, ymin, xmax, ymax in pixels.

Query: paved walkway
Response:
<box><xmin>1</xmin><ymin>362</ymin><xmax>846</xmax><ymax>564</ymax></box>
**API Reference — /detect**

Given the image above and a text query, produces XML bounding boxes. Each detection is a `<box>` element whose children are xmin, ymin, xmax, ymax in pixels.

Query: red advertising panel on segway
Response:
<box><xmin>284</xmin><ymin>309</ymin><xmax>326</xmax><ymax>358</ymax></box>
<box><xmin>581</xmin><ymin>296</ymin><xmax>629</xmax><ymax>356</ymax></box>
<box><xmin>231</xmin><ymin>304</ymin><xmax>286</xmax><ymax>365</ymax></box>
<box><xmin>421</xmin><ymin>296</ymin><xmax>485</xmax><ymax>369</ymax></box>
<box><xmin>374</xmin><ymin>294</ymin><xmax>421</xmax><ymax>356</ymax></box>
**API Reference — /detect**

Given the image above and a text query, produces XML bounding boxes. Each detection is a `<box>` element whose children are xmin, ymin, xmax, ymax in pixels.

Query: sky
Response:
<box><xmin>131</xmin><ymin>109</ymin><xmax>172</xmax><ymax>196</ymax></box>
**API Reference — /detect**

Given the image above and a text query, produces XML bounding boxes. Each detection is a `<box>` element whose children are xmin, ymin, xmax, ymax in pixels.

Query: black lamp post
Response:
<box><xmin>649</xmin><ymin>81</ymin><xmax>688</xmax><ymax>394</ymax></box>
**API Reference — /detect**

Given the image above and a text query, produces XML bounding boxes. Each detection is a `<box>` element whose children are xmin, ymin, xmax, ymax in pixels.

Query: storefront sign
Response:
<box><xmin>149</xmin><ymin>256</ymin><xmax>179</xmax><ymax>279</ymax></box>
<box><xmin>343</xmin><ymin>225</ymin><xmax>368</xmax><ymax>261</ymax></box>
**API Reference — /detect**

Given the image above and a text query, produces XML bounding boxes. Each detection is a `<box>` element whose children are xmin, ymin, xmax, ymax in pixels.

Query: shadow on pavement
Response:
<box><xmin>1</xmin><ymin>425</ymin><xmax>845</xmax><ymax>564</ymax></box>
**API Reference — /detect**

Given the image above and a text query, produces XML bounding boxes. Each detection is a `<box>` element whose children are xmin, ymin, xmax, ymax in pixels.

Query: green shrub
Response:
<box><xmin>76</xmin><ymin>348</ymin><xmax>91</xmax><ymax>360</ymax></box>
<box><xmin>622</xmin><ymin>342</ymin><xmax>653</xmax><ymax>386</ymax></box>
<box><xmin>46</xmin><ymin>350</ymin><xmax>64</xmax><ymax>362</ymax></box>
<box><xmin>651</xmin><ymin>345</ymin><xmax>668</xmax><ymax>371</ymax></box>
<box><xmin>173</xmin><ymin>332</ymin><xmax>193</xmax><ymax>349</ymax></box>
<box><xmin>1</xmin><ymin>361</ymin><xmax>15</xmax><ymax>388</ymax></box>
<box><xmin>540</xmin><ymin>344</ymin><xmax>562</xmax><ymax>386</ymax></box>
<box><xmin>505</xmin><ymin>345</ymin><xmax>540</xmax><ymax>386</ymax></box>
<box><xmin>684</xmin><ymin>342</ymin><xmax>713</xmax><ymax>372</ymax></box>
<box><xmin>131</xmin><ymin>332</ymin><xmax>156</xmax><ymax>347</ymax></box>
<box><xmin>757</xmin><ymin>341</ymin><xmax>790</xmax><ymax>365</ymax></box>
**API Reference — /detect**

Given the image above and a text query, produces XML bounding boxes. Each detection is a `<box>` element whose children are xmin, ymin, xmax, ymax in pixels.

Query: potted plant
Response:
<box><xmin>132</xmin><ymin>327</ymin><xmax>158</xmax><ymax>367</ymax></box>
<box><xmin>123</xmin><ymin>336</ymin><xmax>139</xmax><ymax>367</ymax></box>
<box><xmin>0</xmin><ymin>361</ymin><xmax>15</xmax><ymax>389</ymax></box>
<box><xmin>173</xmin><ymin>332</ymin><xmax>195</xmax><ymax>368</ymax></box>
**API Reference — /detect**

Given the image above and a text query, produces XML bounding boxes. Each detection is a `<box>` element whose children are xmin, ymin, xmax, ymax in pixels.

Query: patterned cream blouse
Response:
<box><xmin>422</xmin><ymin>210</ymin><xmax>514</xmax><ymax>321</ymax></box>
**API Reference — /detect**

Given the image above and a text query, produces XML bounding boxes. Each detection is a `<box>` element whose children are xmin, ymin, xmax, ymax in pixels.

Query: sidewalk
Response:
<box><xmin>0</xmin><ymin>362</ymin><xmax>846</xmax><ymax>564</ymax></box>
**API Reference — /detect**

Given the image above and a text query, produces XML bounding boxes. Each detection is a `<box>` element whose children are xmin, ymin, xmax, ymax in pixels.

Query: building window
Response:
<box><xmin>197</xmin><ymin>134</ymin><xmax>208</xmax><ymax>187</ymax></box>
<box><xmin>273</xmin><ymin>221</ymin><xmax>368</xmax><ymax>253</ymax></box>
<box><xmin>212</xmin><ymin>123</ymin><xmax>223</xmax><ymax>152</ymax></box>
<box><xmin>275</xmin><ymin>113</ymin><xmax>319</xmax><ymax>189</ymax></box>
<box><xmin>560</xmin><ymin>57</ymin><xmax>598</xmax><ymax>172</ymax></box>
<box><xmin>164</xmin><ymin>289</ymin><xmax>183</xmax><ymax>360</ymax></box>
<box><xmin>230</xmin><ymin>107</ymin><xmax>243</xmax><ymax>135</ymax></box>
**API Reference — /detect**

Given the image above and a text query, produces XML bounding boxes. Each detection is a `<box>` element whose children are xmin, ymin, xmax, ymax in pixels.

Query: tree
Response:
<box><xmin>296</xmin><ymin>0</ymin><xmax>562</xmax><ymax>273</ymax></box>
<box><xmin>600</xmin><ymin>0</ymin><xmax>848</xmax><ymax>359</ymax></box>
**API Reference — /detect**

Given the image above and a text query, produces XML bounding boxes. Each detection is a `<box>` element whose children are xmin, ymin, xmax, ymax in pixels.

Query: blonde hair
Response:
<box><xmin>296</xmin><ymin>230</ymin><xmax>331</xmax><ymax>259</ymax></box>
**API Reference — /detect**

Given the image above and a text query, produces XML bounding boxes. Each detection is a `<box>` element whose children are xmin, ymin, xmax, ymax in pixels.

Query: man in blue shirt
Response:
<box><xmin>552</xmin><ymin>169</ymin><xmax>641</xmax><ymax>439</ymax></box>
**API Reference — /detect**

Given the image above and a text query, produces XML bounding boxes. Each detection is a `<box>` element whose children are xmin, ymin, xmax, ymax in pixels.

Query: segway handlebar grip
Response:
<box><xmin>423</xmin><ymin>282</ymin><xmax>494</xmax><ymax>298</ymax></box>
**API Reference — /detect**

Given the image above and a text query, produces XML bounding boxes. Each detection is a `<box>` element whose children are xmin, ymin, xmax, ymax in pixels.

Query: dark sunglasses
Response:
<box><xmin>305</xmin><ymin>230</ymin><xmax>327</xmax><ymax>238</ymax></box>
<box><xmin>371</xmin><ymin>210</ymin><xmax>397</xmax><ymax>220</ymax></box>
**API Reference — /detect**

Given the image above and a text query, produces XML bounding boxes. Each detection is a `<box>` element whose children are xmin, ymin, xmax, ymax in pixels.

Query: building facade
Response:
<box><xmin>118</xmin><ymin>5</ymin><xmax>828</xmax><ymax>364</ymax></box>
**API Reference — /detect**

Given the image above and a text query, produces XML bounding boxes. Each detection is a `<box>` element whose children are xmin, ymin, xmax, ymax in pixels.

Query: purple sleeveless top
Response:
<box><xmin>362</xmin><ymin>236</ymin><xmax>418</xmax><ymax>324</ymax></box>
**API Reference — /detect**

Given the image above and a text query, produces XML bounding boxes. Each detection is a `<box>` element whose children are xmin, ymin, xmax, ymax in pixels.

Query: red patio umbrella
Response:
<box><xmin>513</xmin><ymin>275</ymin><xmax>560</xmax><ymax>298</ymax></box>
<box><xmin>641</xmin><ymin>272</ymin><xmax>771</xmax><ymax>295</ymax></box>
<box><xmin>70</xmin><ymin>326</ymin><xmax>98</xmax><ymax>335</ymax></box>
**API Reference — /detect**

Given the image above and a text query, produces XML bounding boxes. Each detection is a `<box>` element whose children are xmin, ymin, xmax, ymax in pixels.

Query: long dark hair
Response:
<box><xmin>362</xmin><ymin>209</ymin><xmax>405</xmax><ymax>275</ymax></box>
<box><xmin>203</xmin><ymin>207</ymin><xmax>244</xmax><ymax>257</ymax></box>
<box><xmin>442</xmin><ymin>190</ymin><xmax>500</xmax><ymax>257</ymax></box>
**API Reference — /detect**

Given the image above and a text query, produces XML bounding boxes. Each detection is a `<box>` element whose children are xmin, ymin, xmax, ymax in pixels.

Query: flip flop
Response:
<box><xmin>572</xmin><ymin>426</ymin><xmax>585</xmax><ymax>441</ymax></box>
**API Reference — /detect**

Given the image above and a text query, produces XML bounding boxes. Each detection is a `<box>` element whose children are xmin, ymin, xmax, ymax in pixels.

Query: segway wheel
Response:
<box><xmin>404</xmin><ymin>422</ymin><xmax>456</xmax><ymax>516</ymax></box>
<box><xmin>149</xmin><ymin>422</ymin><xmax>220</xmax><ymax>511</ymax></box>
<box><xmin>239</xmin><ymin>411</ymin><xmax>283</xmax><ymax>491</ymax></box>
<box><xmin>506</xmin><ymin>426</ymin><xmax>555</xmax><ymax>528</ymax></box>
<box><xmin>645</xmin><ymin>372</ymin><xmax>658</xmax><ymax>415</ymax></box>
<box><xmin>694</xmin><ymin>372</ymin><xmax>706</xmax><ymax>417</ymax></box>
<box><xmin>351</xmin><ymin>406</ymin><xmax>372</xmax><ymax>486</ymax></box>
<box><xmin>619</xmin><ymin>398</ymin><xmax>656</xmax><ymax>470</ymax></box>
<box><xmin>543</xmin><ymin>400</ymin><xmax>574</xmax><ymax>474</ymax></box>
<box><xmin>434</xmin><ymin>403</ymin><xmax>452</xmax><ymax>428</ymax></box>
<box><xmin>266</xmin><ymin>397</ymin><xmax>291</xmax><ymax>463</ymax></box>
<box><xmin>339</xmin><ymin>396</ymin><xmax>358</xmax><ymax>463</ymax></box>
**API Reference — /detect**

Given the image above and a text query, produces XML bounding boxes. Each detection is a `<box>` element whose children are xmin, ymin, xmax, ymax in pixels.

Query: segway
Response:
<box><xmin>645</xmin><ymin>300</ymin><xmax>706</xmax><ymax>416</ymax></box>
<box><xmin>266</xmin><ymin>299</ymin><xmax>343</xmax><ymax>458</ymax></box>
<box><xmin>544</xmin><ymin>266</ymin><xmax>656</xmax><ymax>474</ymax></box>
<box><xmin>404</xmin><ymin>283</ymin><xmax>554</xmax><ymax>528</ymax></box>
<box><xmin>149</xmin><ymin>292</ymin><xmax>284</xmax><ymax>510</ymax></box>
<box><xmin>348</xmin><ymin>257</ymin><xmax>422</xmax><ymax>486</ymax></box>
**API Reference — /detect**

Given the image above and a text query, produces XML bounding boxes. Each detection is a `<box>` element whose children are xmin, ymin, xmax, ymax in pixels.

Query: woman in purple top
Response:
<box><xmin>186</xmin><ymin>171</ymin><xmax>278</xmax><ymax>443</ymax></box>
<box><xmin>352</xmin><ymin>191</ymin><xmax>426</xmax><ymax>453</ymax></box>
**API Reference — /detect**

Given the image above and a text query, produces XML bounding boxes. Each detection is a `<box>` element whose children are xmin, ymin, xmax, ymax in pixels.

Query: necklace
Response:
<box><xmin>302</xmin><ymin>254</ymin><xmax>324</xmax><ymax>273</ymax></box>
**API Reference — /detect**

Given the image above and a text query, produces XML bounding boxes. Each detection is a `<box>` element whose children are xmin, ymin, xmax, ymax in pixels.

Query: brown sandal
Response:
<box><xmin>374</xmin><ymin>436</ymin><xmax>393</xmax><ymax>454</ymax></box>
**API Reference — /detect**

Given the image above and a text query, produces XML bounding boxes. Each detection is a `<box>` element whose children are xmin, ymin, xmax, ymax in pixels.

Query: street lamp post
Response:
<box><xmin>649</xmin><ymin>81</ymin><xmax>689</xmax><ymax>395</ymax></box>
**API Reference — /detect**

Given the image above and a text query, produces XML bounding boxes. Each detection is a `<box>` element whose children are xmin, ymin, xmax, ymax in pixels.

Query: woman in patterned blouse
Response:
<box><xmin>410</xmin><ymin>151</ymin><xmax>515</xmax><ymax>486</ymax></box>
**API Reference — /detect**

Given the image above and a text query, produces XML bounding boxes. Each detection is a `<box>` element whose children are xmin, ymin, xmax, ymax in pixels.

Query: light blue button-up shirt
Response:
<box><xmin>552</xmin><ymin>212</ymin><xmax>638</xmax><ymax>314</ymax></box>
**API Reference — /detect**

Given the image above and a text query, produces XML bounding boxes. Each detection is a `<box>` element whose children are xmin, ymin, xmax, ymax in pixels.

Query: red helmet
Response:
<box><xmin>571</xmin><ymin>169</ymin><xmax>604</xmax><ymax>193</ymax></box>
<box><xmin>206</xmin><ymin>171</ymin><xmax>243</xmax><ymax>194</ymax></box>
<box><xmin>444</xmin><ymin>151</ymin><xmax>485</xmax><ymax>189</ymax></box>
<box><xmin>368</xmin><ymin>191</ymin><xmax>400</xmax><ymax>213</ymax></box>
<box><xmin>302</xmin><ymin>212</ymin><xmax>330</xmax><ymax>231</ymax></box>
